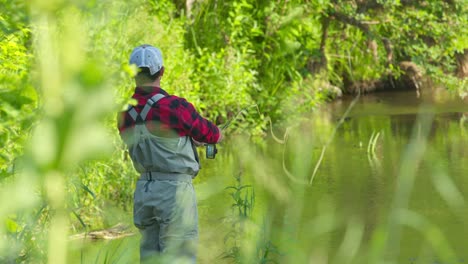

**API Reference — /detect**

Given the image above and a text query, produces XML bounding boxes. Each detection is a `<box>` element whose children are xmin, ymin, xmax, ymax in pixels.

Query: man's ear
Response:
<box><xmin>159</xmin><ymin>67</ymin><xmax>165</xmax><ymax>77</ymax></box>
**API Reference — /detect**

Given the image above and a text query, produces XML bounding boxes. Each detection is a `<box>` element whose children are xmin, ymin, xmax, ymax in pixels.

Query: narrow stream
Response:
<box><xmin>70</xmin><ymin>90</ymin><xmax>467</xmax><ymax>264</ymax></box>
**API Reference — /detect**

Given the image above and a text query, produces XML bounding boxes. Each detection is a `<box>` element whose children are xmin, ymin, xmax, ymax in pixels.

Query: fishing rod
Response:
<box><xmin>205</xmin><ymin>104</ymin><xmax>259</xmax><ymax>159</ymax></box>
<box><xmin>205</xmin><ymin>94</ymin><xmax>361</xmax><ymax>186</ymax></box>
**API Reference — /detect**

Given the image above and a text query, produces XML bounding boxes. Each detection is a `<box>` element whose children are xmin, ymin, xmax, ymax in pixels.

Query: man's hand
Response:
<box><xmin>217</xmin><ymin>132</ymin><xmax>223</xmax><ymax>143</ymax></box>
<box><xmin>192</xmin><ymin>139</ymin><xmax>205</xmax><ymax>147</ymax></box>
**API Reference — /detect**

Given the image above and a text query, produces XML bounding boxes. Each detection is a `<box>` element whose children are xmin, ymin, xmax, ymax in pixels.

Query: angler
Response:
<box><xmin>118</xmin><ymin>44</ymin><xmax>222</xmax><ymax>263</ymax></box>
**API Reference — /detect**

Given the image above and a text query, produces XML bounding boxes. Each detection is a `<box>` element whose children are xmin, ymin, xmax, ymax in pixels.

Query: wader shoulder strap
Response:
<box><xmin>141</xmin><ymin>94</ymin><xmax>166</xmax><ymax>120</ymax></box>
<box><xmin>128</xmin><ymin>106</ymin><xmax>139</xmax><ymax>121</ymax></box>
<box><xmin>127</xmin><ymin>94</ymin><xmax>166</xmax><ymax>122</ymax></box>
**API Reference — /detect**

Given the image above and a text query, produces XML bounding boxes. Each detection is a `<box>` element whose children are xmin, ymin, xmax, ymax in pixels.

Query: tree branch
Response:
<box><xmin>329</xmin><ymin>10</ymin><xmax>394</xmax><ymax>65</ymax></box>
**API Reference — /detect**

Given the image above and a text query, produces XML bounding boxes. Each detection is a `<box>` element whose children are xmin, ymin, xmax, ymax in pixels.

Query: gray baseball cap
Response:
<box><xmin>129</xmin><ymin>44</ymin><xmax>163</xmax><ymax>75</ymax></box>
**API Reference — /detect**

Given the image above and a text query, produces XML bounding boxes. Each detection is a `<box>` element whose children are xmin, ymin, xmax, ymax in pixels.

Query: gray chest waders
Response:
<box><xmin>124</xmin><ymin>94</ymin><xmax>200</xmax><ymax>177</ymax></box>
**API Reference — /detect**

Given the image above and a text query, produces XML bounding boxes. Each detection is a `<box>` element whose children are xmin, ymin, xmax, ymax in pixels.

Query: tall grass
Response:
<box><xmin>0</xmin><ymin>0</ymin><xmax>186</xmax><ymax>262</ymax></box>
<box><xmin>187</xmin><ymin>101</ymin><xmax>467</xmax><ymax>264</ymax></box>
<box><xmin>1</xmin><ymin>0</ymin><xmax>467</xmax><ymax>263</ymax></box>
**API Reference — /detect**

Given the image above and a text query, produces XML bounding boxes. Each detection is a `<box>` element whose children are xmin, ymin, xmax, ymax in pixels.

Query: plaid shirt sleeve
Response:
<box><xmin>171</xmin><ymin>97</ymin><xmax>220</xmax><ymax>143</ymax></box>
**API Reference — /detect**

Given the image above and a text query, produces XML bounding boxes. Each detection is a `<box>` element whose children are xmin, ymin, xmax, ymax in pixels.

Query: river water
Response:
<box><xmin>71</xmin><ymin>90</ymin><xmax>467</xmax><ymax>264</ymax></box>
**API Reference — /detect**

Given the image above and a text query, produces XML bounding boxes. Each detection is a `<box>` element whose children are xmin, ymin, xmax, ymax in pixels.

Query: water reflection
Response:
<box><xmin>198</xmin><ymin>90</ymin><xmax>468</xmax><ymax>263</ymax></box>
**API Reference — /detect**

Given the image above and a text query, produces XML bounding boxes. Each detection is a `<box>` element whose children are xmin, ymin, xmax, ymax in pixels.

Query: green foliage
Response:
<box><xmin>332</xmin><ymin>0</ymin><xmax>467</xmax><ymax>92</ymax></box>
<box><xmin>0</xmin><ymin>9</ymin><xmax>36</xmax><ymax>181</ymax></box>
<box><xmin>0</xmin><ymin>0</ymin><xmax>29</xmax><ymax>35</ymax></box>
<box><xmin>185</xmin><ymin>0</ymin><xmax>324</xmax><ymax>122</ymax></box>
<box><xmin>0</xmin><ymin>0</ymin><xmax>466</xmax><ymax>262</ymax></box>
<box><xmin>383</xmin><ymin>0</ymin><xmax>468</xmax><ymax>91</ymax></box>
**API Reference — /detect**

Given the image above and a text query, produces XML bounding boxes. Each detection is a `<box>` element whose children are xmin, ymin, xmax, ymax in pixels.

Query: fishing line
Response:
<box><xmin>219</xmin><ymin>87</ymin><xmax>360</xmax><ymax>186</ymax></box>
<box><xmin>220</xmin><ymin>105</ymin><xmax>258</xmax><ymax>131</ymax></box>
<box><xmin>283</xmin><ymin>51</ymin><xmax>361</xmax><ymax>185</ymax></box>
<box><xmin>308</xmin><ymin>92</ymin><xmax>360</xmax><ymax>184</ymax></box>
<box><xmin>220</xmin><ymin>104</ymin><xmax>294</xmax><ymax>144</ymax></box>
<box><xmin>306</xmin><ymin>51</ymin><xmax>362</xmax><ymax>185</ymax></box>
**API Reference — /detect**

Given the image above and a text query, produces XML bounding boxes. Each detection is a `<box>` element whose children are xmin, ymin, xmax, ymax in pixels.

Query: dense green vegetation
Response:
<box><xmin>0</xmin><ymin>0</ymin><xmax>467</xmax><ymax>263</ymax></box>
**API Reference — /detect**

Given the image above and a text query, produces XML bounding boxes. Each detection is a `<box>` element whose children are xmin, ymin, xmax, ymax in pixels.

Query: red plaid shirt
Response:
<box><xmin>118</xmin><ymin>86</ymin><xmax>220</xmax><ymax>143</ymax></box>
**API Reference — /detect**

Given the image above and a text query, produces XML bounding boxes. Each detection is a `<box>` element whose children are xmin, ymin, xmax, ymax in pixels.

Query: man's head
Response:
<box><xmin>129</xmin><ymin>44</ymin><xmax>164</xmax><ymax>86</ymax></box>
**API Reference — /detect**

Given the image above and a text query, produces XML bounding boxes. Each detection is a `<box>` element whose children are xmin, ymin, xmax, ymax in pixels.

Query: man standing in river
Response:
<box><xmin>118</xmin><ymin>44</ymin><xmax>222</xmax><ymax>263</ymax></box>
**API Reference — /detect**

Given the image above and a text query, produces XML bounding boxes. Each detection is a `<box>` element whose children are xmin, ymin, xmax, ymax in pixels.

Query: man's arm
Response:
<box><xmin>176</xmin><ymin>98</ymin><xmax>221</xmax><ymax>144</ymax></box>
<box><xmin>117</xmin><ymin>112</ymin><xmax>128</xmax><ymax>133</ymax></box>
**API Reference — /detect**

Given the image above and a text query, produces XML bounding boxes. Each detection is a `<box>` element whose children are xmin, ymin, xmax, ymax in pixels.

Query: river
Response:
<box><xmin>70</xmin><ymin>90</ymin><xmax>467</xmax><ymax>264</ymax></box>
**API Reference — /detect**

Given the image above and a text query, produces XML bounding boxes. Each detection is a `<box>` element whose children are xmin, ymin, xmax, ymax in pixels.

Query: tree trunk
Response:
<box><xmin>368</xmin><ymin>39</ymin><xmax>378</xmax><ymax>62</ymax></box>
<box><xmin>456</xmin><ymin>49</ymin><xmax>468</xmax><ymax>78</ymax></box>
<box><xmin>307</xmin><ymin>16</ymin><xmax>329</xmax><ymax>74</ymax></box>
